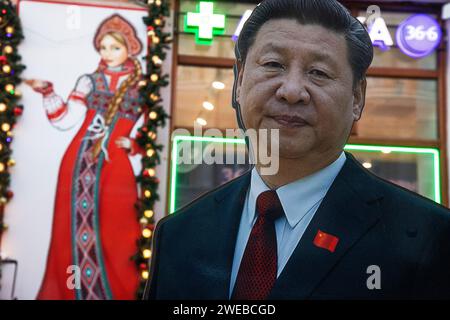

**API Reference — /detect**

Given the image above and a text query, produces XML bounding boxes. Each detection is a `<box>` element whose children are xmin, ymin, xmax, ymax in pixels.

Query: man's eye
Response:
<box><xmin>263</xmin><ymin>61</ymin><xmax>283</xmax><ymax>69</ymax></box>
<box><xmin>310</xmin><ymin>69</ymin><xmax>329</xmax><ymax>78</ymax></box>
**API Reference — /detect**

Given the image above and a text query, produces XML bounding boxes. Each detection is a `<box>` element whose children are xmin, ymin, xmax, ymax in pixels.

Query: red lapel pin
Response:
<box><xmin>313</xmin><ymin>230</ymin><xmax>339</xmax><ymax>253</ymax></box>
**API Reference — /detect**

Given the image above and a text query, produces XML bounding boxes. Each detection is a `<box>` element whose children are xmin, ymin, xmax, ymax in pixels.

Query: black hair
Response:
<box><xmin>236</xmin><ymin>0</ymin><xmax>374</xmax><ymax>84</ymax></box>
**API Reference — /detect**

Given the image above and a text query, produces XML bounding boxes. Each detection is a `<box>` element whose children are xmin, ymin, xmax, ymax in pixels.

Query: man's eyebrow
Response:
<box><xmin>307</xmin><ymin>51</ymin><xmax>340</xmax><ymax>69</ymax></box>
<box><xmin>258</xmin><ymin>43</ymin><xmax>341</xmax><ymax>68</ymax></box>
<box><xmin>258</xmin><ymin>43</ymin><xmax>286</xmax><ymax>54</ymax></box>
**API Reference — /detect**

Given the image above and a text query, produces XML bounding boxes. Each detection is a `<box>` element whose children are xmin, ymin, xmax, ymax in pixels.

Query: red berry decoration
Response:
<box><xmin>14</xmin><ymin>107</ymin><xmax>22</xmax><ymax>116</ymax></box>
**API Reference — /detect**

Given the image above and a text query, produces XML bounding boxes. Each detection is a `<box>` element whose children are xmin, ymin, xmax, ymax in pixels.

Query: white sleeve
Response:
<box><xmin>43</xmin><ymin>75</ymin><xmax>93</xmax><ymax>131</ymax></box>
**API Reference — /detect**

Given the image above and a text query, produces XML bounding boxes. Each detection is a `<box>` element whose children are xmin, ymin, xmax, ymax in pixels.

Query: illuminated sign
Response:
<box><xmin>396</xmin><ymin>14</ymin><xmax>442</xmax><ymax>59</ymax></box>
<box><xmin>169</xmin><ymin>136</ymin><xmax>442</xmax><ymax>213</ymax></box>
<box><xmin>231</xmin><ymin>11</ymin><xmax>441</xmax><ymax>59</ymax></box>
<box><xmin>367</xmin><ymin>17</ymin><xmax>394</xmax><ymax>51</ymax></box>
<box><xmin>232</xmin><ymin>9</ymin><xmax>252</xmax><ymax>42</ymax></box>
<box><xmin>185</xmin><ymin>1</ymin><xmax>226</xmax><ymax>46</ymax></box>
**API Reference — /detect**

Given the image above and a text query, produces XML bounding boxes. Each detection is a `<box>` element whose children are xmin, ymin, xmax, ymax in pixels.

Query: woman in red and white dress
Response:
<box><xmin>26</xmin><ymin>14</ymin><xmax>145</xmax><ymax>300</ymax></box>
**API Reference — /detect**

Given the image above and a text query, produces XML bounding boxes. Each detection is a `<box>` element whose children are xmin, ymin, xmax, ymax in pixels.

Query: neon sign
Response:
<box><xmin>367</xmin><ymin>17</ymin><xmax>394</xmax><ymax>51</ymax></box>
<box><xmin>396</xmin><ymin>14</ymin><xmax>442</xmax><ymax>59</ymax></box>
<box><xmin>231</xmin><ymin>11</ymin><xmax>441</xmax><ymax>59</ymax></box>
<box><xmin>185</xmin><ymin>1</ymin><xmax>226</xmax><ymax>46</ymax></box>
<box><xmin>170</xmin><ymin>136</ymin><xmax>442</xmax><ymax>213</ymax></box>
<box><xmin>232</xmin><ymin>9</ymin><xmax>252</xmax><ymax>42</ymax></box>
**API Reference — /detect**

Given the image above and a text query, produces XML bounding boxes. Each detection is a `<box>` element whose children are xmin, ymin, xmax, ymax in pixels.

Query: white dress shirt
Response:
<box><xmin>229</xmin><ymin>152</ymin><xmax>347</xmax><ymax>298</ymax></box>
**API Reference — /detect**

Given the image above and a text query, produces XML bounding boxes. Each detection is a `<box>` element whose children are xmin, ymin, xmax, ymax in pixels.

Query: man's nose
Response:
<box><xmin>275</xmin><ymin>71</ymin><xmax>311</xmax><ymax>105</ymax></box>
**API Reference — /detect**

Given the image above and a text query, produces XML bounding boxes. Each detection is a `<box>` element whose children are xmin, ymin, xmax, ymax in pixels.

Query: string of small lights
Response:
<box><xmin>0</xmin><ymin>0</ymin><xmax>25</xmax><ymax>284</ymax></box>
<box><xmin>133</xmin><ymin>0</ymin><xmax>171</xmax><ymax>299</ymax></box>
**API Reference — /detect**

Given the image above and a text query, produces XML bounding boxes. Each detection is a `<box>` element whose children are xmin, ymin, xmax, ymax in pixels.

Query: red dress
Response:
<box><xmin>37</xmin><ymin>60</ymin><xmax>141</xmax><ymax>300</ymax></box>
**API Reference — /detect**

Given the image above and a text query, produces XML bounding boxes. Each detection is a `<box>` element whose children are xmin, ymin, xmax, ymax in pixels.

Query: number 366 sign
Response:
<box><xmin>396</xmin><ymin>14</ymin><xmax>442</xmax><ymax>59</ymax></box>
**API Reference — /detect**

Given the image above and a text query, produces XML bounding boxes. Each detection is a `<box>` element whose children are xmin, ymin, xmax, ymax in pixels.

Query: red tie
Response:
<box><xmin>232</xmin><ymin>190</ymin><xmax>284</xmax><ymax>300</ymax></box>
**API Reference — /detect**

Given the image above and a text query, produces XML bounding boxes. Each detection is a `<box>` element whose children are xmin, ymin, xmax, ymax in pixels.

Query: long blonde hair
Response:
<box><xmin>92</xmin><ymin>32</ymin><xmax>142</xmax><ymax>160</ymax></box>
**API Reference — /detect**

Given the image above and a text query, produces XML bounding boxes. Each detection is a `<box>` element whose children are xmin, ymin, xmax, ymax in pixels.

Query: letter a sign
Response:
<box><xmin>368</xmin><ymin>17</ymin><xmax>394</xmax><ymax>51</ymax></box>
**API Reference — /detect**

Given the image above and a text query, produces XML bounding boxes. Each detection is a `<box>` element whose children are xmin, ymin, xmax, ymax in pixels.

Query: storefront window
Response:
<box><xmin>350</xmin><ymin>147</ymin><xmax>440</xmax><ymax>203</ymax></box>
<box><xmin>173</xmin><ymin>0</ymin><xmax>446</xmax><ymax>204</ymax></box>
<box><xmin>170</xmin><ymin>139</ymin><xmax>441</xmax><ymax>211</ymax></box>
<box><xmin>175</xmin><ymin>66</ymin><xmax>237</xmax><ymax>130</ymax></box>
<box><xmin>170</xmin><ymin>137</ymin><xmax>250</xmax><ymax>212</ymax></box>
<box><xmin>371</xmin><ymin>48</ymin><xmax>437</xmax><ymax>70</ymax></box>
<box><xmin>357</xmin><ymin>78</ymin><xmax>438</xmax><ymax>140</ymax></box>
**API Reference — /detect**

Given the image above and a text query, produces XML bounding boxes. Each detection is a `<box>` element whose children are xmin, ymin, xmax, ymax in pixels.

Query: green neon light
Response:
<box><xmin>344</xmin><ymin>144</ymin><xmax>441</xmax><ymax>203</ymax></box>
<box><xmin>184</xmin><ymin>1</ymin><xmax>226</xmax><ymax>46</ymax></box>
<box><xmin>169</xmin><ymin>136</ymin><xmax>442</xmax><ymax>213</ymax></box>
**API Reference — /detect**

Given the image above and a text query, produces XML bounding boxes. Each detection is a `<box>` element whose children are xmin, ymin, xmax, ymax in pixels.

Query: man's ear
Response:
<box><xmin>353</xmin><ymin>78</ymin><xmax>367</xmax><ymax>122</ymax></box>
<box><xmin>236</xmin><ymin>61</ymin><xmax>245</xmax><ymax>104</ymax></box>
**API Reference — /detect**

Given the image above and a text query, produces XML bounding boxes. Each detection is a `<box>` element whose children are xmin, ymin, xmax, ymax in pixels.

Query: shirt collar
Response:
<box><xmin>247</xmin><ymin>152</ymin><xmax>347</xmax><ymax>228</ymax></box>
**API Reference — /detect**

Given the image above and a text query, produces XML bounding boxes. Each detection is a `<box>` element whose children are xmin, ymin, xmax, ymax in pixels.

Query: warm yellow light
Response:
<box><xmin>363</xmin><ymin>162</ymin><xmax>372</xmax><ymax>169</ymax></box>
<box><xmin>144</xmin><ymin>190</ymin><xmax>152</xmax><ymax>198</ymax></box>
<box><xmin>0</xmin><ymin>103</ymin><xmax>7</xmax><ymax>112</ymax></box>
<box><xmin>143</xmin><ymin>249</ymin><xmax>152</xmax><ymax>259</ymax></box>
<box><xmin>6</xmin><ymin>26</ymin><xmax>14</xmax><ymax>34</ymax></box>
<box><xmin>196</xmin><ymin>117</ymin><xmax>207</xmax><ymax>126</ymax></box>
<box><xmin>138</xmin><ymin>80</ymin><xmax>147</xmax><ymax>87</ymax></box>
<box><xmin>0</xmin><ymin>163</ymin><xmax>4</xmax><ymax>172</ymax></box>
<box><xmin>149</xmin><ymin>111</ymin><xmax>157</xmax><ymax>120</ymax></box>
<box><xmin>147</xmin><ymin>132</ymin><xmax>157</xmax><ymax>140</ymax></box>
<box><xmin>147</xmin><ymin>168</ymin><xmax>156</xmax><ymax>177</ymax></box>
<box><xmin>150</xmin><ymin>74</ymin><xmax>159</xmax><ymax>82</ymax></box>
<box><xmin>142</xmin><ymin>228</ymin><xmax>152</xmax><ymax>238</ymax></box>
<box><xmin>3</xmin><ymin>65</ymin><xmax>11</xmax><ymax>73</ymax></box>
<box><xmin>140</xmin><ymin>217</ymin><xmax>149</xmax><ymax>225</ymax></box>
<box><xmin>152</xmin><ymin>56</ymin><xmax>162</xmax><ymax>66</ymax></box>
<box><xmin>4</xmin><ymin>46</ymin><xmax>13</xmax><ymax>54</ymax></box>
<box><xmin>152</xmin><ymin>36</ymin><xmax>160</xmax><ymax>44</ymax></box>
<box><xmin>146</xmin><ymin>149</ymin><xmax>155</xmax><ymax>157</ymax></box>
<box><xmin>144</xmin><ymin>210</ymin><xmax>154</xmax><ymax>218</ymax></box>
<box><xmin>1</xmin><ymin>123</ymin><xmax>10</xmax><ymax>132</ymax></box>
<box><xmin>141</xmin><ymin>270</ymin><xmax>149</xmax><ymax>280</ymax></box>
<box><xmin>202</xmin><ymin>101</ymin><xmax>215</xmax><ymax>111</ymax></box>
<box><xmin>212</xmin><ymin>81</ymin><xmax>225</xmax><ymax>90</ymax></box>
<box><xmin>5</xmin><ymin>84</ymin><xmax>14</xmax><ymax>92</ymax></box>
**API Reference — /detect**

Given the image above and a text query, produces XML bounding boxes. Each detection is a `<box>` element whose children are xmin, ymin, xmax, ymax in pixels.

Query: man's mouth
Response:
<box><xmin>269</xmin><ymin>115</ymin><xmax>309</xmax><ymax>128</ymax></box>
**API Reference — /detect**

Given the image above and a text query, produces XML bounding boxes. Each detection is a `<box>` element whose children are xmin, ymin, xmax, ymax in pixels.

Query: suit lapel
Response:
<box><xmin>206</xmin><ymin>170</ymin><xmax>252</xmax><ymax>299</ymax></box>
<box><xmin>268</xmin><ymin>153</ymin><xmax>384</xmax><ymax>299</ymax></box>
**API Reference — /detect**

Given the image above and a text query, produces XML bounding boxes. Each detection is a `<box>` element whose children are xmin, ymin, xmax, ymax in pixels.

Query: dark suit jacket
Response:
<box><xmin>144</xmin><ymin>152</ymin><xmax>450</xmax><ymax>300</ymax></box>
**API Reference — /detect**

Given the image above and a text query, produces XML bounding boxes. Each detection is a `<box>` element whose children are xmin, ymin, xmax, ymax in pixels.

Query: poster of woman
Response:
<box><xmin>28</xmin><ymin>12</ymin><xmax>146</xmax><ymax>300</ymax></box>
<box><xmin>0</xmin><ymin>0</ymin><xmax>172</xmax><ymax>300</ymax></box>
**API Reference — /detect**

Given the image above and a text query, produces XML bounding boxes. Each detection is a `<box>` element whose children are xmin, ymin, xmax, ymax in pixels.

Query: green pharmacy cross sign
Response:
<box><xmin>185</xmin><ymin>1</ymin><xmax>226</xmax><ymax>45</ymax></box>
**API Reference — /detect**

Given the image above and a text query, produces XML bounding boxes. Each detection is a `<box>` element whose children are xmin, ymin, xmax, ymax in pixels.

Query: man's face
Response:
<box><xmin>236</xmin><ymin>19</ymin><xmax>366</xmax><ymax>159</ymax></box>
